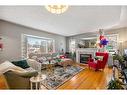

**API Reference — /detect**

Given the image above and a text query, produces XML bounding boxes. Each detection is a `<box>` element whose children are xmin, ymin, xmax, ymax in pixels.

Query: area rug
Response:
<box><xmin>40</xmin><ymin>65</ymin><xmax>84</xmax><ymax>89</ymax></box>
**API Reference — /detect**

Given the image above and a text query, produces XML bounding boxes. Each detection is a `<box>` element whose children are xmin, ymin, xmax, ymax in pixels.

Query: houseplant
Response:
<box><xmin>113</xmin><ymin>54</ymin><xmax>124</xmax><ymax>63</ymax></box>
<box><xmin>107</xmin><ymin>79</ymin><xmax>124</xmax><ymax>89</ymax></box>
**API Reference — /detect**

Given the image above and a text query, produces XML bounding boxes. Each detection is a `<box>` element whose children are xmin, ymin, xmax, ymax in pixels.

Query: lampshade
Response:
<box><xmin>45</xmin><ymin>5</ymin><xmax>68</xmax><ymax>14</ymax></box>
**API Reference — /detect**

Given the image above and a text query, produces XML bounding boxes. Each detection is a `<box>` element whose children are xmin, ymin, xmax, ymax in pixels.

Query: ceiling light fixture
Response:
<box><xmin>45</xmin><ymin>5</ymin><xmax>68</xmax><ymax>14</ymax></box>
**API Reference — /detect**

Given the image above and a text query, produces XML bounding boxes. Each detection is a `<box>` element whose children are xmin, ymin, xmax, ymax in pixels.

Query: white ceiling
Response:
<box><xmin>0</xmin><ymin>6</ymin><xmax>126</xmax><ymax>36</ymax></box>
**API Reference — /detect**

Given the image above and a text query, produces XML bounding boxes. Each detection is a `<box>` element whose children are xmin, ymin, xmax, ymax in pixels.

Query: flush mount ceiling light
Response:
<box><xmin>45</xmin><ymin>5</ymin><xmax>68</xmax><ymax>14</ymax></box>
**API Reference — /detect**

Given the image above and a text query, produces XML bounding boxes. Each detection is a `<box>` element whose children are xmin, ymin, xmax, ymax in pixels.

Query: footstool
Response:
<box><xmin>57</xmin><ymin>58</ymin><xmax>74</xmax><ymax>70</ymax></box>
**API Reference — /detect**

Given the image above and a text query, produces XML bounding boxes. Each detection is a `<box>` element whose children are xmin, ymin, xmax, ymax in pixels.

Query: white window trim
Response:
<box><xmin>21</xmin><ymin>34</ymin><xmax>55</xmax><ymax>59</ymax></box>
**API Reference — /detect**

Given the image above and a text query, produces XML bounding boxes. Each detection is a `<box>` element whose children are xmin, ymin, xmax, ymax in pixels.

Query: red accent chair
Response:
<box><xmin>88</xmin><ymin>52</ymin><xmax>109</xmax><ymax>71</ymax></box>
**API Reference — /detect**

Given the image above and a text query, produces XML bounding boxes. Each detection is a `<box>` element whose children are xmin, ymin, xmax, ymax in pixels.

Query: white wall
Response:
<box><xmin>0</xmin><ymin>20</ymin><xmax>66</xmax><ymax>63</ymax></box>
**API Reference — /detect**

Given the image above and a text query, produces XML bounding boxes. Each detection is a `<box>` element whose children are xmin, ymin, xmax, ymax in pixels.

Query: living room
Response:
<box><xmin>0</xmin><ymin>1</ymin><xmax>127</xmax><ymax>94</ymax></box>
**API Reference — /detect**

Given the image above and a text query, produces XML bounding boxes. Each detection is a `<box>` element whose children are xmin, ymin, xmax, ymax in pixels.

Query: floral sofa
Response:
<box><xmin>28</xmin><ymin>53</ymin><xmax>74</xmax><ymax>69</ymax></box>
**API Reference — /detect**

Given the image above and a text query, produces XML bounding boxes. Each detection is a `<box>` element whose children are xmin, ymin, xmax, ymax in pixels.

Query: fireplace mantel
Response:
<box><xmin>76</xmin><ymin>48</ymin><xmax>97</xmax><ymax>63</ymax></box>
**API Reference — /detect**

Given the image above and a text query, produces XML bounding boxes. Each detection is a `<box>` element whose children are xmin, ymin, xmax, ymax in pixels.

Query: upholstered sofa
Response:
<box><xmin>4</xmin><ymin>70</ymin><xmax>38</xmax><ymax>89</ymax></box>
<box><xmin>3</xmin><ymin>59</ymin><xmax>39</xmax><ymax>89</ymax></box>
<box><xmin>28</xmin><ymin>53</ymin><xmax>75</xmax><ymax>68</ymax></box>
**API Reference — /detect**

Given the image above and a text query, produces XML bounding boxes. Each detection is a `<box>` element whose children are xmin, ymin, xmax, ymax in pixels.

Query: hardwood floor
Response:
<box><xmin>0</xmin><ymin>65</ymin><xmax>112</xmax><ymax>90</ymax></box>
<box><xmin>58</xmin><ymin>65</ymin><xmax>112</xmax><ymax>89</ymax></box>
<box><xmin>0</xmin><ymin>75</ymin><xmax>8</xmax><ymax>89</ymax></box>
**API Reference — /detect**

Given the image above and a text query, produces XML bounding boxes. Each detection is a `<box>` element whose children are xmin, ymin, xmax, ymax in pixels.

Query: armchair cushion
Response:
<box><xmin>88</xmin><ymin>61</ymin><xmax>97</xmax><ymax>67</ymax></box>
<box><xmin>95</xmin><ymin>56</ymin><xmax>104</xmax><ymax>61</ymax></box>
<box><xmin>4</xmin><ymin>70</ymin><xmax>38</xmax><ymax>89</ymax></box>
<box><xmin>8</xmin><ymin>70</ymin><xmax>38</xmax><ymax>78</ymax></box>
<box><xmin>18</xmin><ymin>71</ymin><xmax>38</xmax><ymax>78</ymax></box>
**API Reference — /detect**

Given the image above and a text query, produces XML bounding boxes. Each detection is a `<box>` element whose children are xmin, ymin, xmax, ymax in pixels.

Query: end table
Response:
<box><xmin>30</xmin><ymin>74</ymin><xmax>46</xmax><ymax>90</ymax></box>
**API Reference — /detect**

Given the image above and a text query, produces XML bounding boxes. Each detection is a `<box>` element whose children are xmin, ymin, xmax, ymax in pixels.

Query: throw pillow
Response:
<box><xmin>60</xmin><ymin>55</ymin><xmax>65</xmax><ymax>59</ymax></box>
<box><xmin>56</xmin><ymin>58</ymin><xmax>62</xmax><ymax>63</ymax></box>
<box><xmin>37</xmin><ymin>57</ymin><xmax>47</xmax><ymax>63</ymax></box>
<box><xmin>12</xmin><ymin>60</ymin><xmax>30</xmax><ymax>69</ymax></box>
<box><xmin>95</xmin><ymin>56</ymin><xmax>104</xmax><ymax>61</ymax></box>
<box><xmin>0</xmin><ymin>61</ymin><xmax>26</xmax><ymax>75</ymax></box>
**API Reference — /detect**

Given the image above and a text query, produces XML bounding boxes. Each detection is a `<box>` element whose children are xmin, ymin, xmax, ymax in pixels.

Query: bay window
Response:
<box><xmin>21</xmin><ymin>34</ymin><xmax>55</xmax><ymax>58</ymax></box>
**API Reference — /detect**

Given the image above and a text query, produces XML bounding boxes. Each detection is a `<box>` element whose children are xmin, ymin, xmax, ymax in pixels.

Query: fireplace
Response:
<box><xmin>80</xmin><ymin>54</ymin><xmax>92</xmax><ymax>64</ymax></box>
<box><xmin>76</xmin><ymin>48</ymin><xmax>97</xmax><ymax>64</ymax></box>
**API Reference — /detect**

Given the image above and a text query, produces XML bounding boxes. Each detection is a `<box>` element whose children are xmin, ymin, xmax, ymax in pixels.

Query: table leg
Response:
<box><xmin>46</xmin><ymin>64</ymin><xmax>50</xmax><ymax>75</ymax></box>
<box><xmin>63</xmin><ymin>63</ymin><xmax>66</xmax><ymax>71</ymax></box>
<box><xmin>31</xmin><ymin>82</ymin><xmax>32</xmax><ymax>90</ymax></box>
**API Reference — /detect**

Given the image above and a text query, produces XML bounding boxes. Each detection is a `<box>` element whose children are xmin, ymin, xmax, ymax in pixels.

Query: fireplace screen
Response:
<box><xmin>80</xmin><ymin>54</ymin><xmax>91</xmax><ymax>64</ymax></box>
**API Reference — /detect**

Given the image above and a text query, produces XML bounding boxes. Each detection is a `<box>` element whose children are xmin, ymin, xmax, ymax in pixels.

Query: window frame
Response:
<box><xmin>21</xmin><ymin>34</ymin><xmax>55</xmax><ymax>58</ymax></box>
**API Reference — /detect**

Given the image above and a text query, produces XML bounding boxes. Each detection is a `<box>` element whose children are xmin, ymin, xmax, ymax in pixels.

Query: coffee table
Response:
<box><xmin>42</xmin><ymin>61</ymin><xmax>56</xmax><ymax>75</ymax></box>
<box><xmin>57</xmin><ymin>58</ymin><xmax>74</xmax><ymax>70</ymax></box>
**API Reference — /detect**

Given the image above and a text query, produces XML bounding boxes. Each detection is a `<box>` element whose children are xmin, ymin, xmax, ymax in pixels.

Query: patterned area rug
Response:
<box><xmin>41</xmin><ymin>65</ymin><xmax>84</xmax><ymax>89</ymax></box>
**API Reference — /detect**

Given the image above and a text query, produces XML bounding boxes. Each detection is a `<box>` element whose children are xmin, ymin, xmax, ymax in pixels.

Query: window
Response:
<box><xmin>105</xmin><ymin>34</ymin><xmax>118</xmax><ymax>53</ymax></box>
<box><xmin>21</xmin><ymin>34</ymin><xmax>55</xmax><ymax>58</ymax></box>
<box><xmin>69</xmin><ymin>39</ymin><xmax>76</xmax><ymax>52</ymax></box>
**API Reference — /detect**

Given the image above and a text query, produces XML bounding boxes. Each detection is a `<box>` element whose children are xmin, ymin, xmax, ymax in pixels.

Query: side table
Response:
<box><xmin>30</xmin><ymin>74</ymin><xmax>46</xmax><ymax>90</ymax></box>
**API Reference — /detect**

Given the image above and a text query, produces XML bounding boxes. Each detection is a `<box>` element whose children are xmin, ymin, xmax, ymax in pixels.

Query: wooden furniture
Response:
<box><xmin>57</xmin><ymin>58</ymin><xmax>75</xmax><ymax>70</ymax></box>
<box><xmin>42</xmin><ymin>62</ymin><xmax>56</xmax><ymax>75</ymax></box>
<box><xmin>46</xmin><ymin>63</ymin><xmax>55</xmax><ymax>75</ymax></box>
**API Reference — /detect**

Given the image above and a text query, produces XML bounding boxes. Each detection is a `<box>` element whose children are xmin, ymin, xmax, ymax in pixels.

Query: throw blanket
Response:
<box><xmin>0</xmin><ymin>61</ymin><xmax>27</xmax><ymax>75</ymax></box>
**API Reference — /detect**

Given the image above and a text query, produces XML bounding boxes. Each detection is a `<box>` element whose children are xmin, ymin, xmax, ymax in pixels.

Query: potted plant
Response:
<box><xmin>113</xmin><ymin>54</ymin><xmax>124</xmax><ymax>63</ymax></box>
<box><xmin>107</xmin><ymin>79</ymin><xmax>124</xmax><ymax>89</ymax></box>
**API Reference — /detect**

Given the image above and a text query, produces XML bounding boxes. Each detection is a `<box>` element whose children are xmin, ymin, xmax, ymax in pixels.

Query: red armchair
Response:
<box><xmin>88</xmin><ymin>52</ymin><xmax>109</xmax><ymax>71</ymax></box>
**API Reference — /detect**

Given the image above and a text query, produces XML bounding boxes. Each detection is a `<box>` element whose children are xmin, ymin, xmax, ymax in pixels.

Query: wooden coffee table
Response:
<box><xmin>58</xmin><ymin>58</ymin><xmax>75</xmax><ymax>70</ymax></box>
<box><xmin>42</xmin><ymin>61</ymin><xmax>56</xmax><ymax>75</ymax></box>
